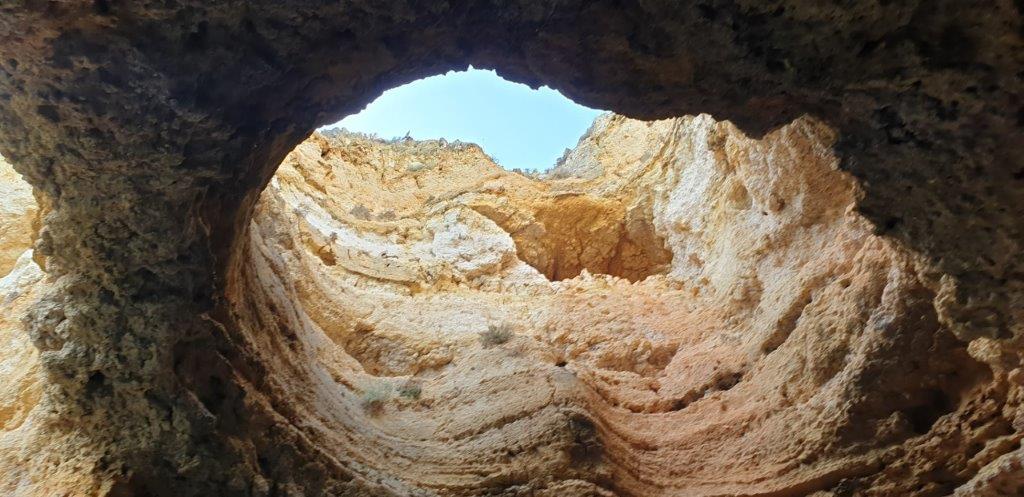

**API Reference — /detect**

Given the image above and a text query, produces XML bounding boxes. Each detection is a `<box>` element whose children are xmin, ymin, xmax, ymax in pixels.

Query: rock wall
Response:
<box><xmin>2</xmin><ymin>113</ymin><xmax>1019</xmax><ymax>495</ymax></box>
<box><xmin>0</xmin><ymin>155</ymin><xmax>36</xmax><ymax>275</ymax></box>
<box><xmin>0</xmin><ymin>3</ymin><xmax>1021</xmax><ymax>496</ymax></box>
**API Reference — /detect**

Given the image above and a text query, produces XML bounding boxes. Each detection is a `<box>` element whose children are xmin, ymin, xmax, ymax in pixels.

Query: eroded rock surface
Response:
<box><xmin>0</xmin><ymin>3</ymin><xmax>1020</xmax><ymax>494</ymax></box>
<box><xmin>2</xmin><ymin>114</ymin><xmax>1021</xmax><ymax>496</ymax></box>
<box><xmin>0</xmin><ymin>155</ymin><xmax>36</xmax><ymax>275</ymax></box>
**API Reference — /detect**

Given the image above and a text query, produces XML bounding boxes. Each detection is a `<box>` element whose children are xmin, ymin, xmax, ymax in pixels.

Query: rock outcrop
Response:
<box><xmin>0</xmin><ymin>2</ymin><xmax>1021</xmax><ymax>494</ymax></box>
<box><xmin>2</xmin><ymin>113</ymin><xmax>1020</xmax><ymax>496</ymax></box>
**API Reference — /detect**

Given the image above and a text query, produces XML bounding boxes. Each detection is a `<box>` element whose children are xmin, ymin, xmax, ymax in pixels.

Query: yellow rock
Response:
<box><xmin>0</xmin><ymin>115</ymin><xmax>1010</xmax><ymax>496</ymax></box>
<box><xmin>0</xmin><ymin>156</ymin><xmax>36</xmax><ymax>277</ymax></box>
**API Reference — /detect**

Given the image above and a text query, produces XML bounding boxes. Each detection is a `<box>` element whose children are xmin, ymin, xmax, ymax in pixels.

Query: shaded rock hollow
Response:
<box><xmin>2</xmin><ymin>113</ymin><xmax>1020</xmax><ymax>496</ymax></box>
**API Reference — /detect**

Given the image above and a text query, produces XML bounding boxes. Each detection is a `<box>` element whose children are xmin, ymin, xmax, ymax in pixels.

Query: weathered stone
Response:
<box><xmin>2</xmin><ymin>112</ymin><xmax>1022</xmax><ymax>495</ymax></box>
<box><xmin>0</xmin><ymin>155</ymin><xmax>36</xmax><ymax>276</ymax></box>
<box><xmin>0</xmin><ymin>2</ymin><xmax>1020</xmax><ymax>495</ymax></box>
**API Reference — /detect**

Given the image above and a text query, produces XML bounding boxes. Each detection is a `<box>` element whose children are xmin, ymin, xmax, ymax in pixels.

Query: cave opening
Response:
<box><xmin>2</xmin><ymin>69</ymin><xmax>979</xmax><ymax>497</ymax></box>
<box><xmin>0</xmin><ymin>3</ymin><xmax>1016</xmax><ymax>496</ymax></box>
<box><xmin>296</xmin><ymin>68</ymin><xmax>674</xmax><ymax>283</ymax></box>
<box><xmin>0</xmin><ymin>64</ymin><xmax>996</xmax><ymax>497</ymax></box>
<box><xmin>322</xmin><ymin>68</ymin><xmax>602</xmax><ymax>173</ymax></box>
<box><xmin>231</xmin><ymin>78</ymin><xmax>995</xmax><ymax>495</ymax></box>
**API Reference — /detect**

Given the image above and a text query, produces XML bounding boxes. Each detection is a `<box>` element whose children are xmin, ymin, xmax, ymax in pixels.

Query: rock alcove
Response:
<box><xmin>0</xmin><ymin>2</ymin><xmax>1022</xmax><ymax>497</ymax></box>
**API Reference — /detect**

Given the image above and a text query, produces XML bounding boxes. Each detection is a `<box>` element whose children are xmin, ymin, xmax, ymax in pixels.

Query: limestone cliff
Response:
<box><xmin>1</xmin><ymin>114</ymin><xmax>1019</xmax><ymax>496</ymax></box>
<box><xmin>0</xmin><ymin>2</ymin><xmax>1020</xmax><ymax>495</ymax></box>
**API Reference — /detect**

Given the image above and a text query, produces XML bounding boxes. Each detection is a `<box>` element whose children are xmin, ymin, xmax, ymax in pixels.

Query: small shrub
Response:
<box><xmin>350</xmin><ymin>204</ymin><xmax>372</xmax><ymax>220</ymax></box>
<box><xmin>397</xmin><ymin>380</ymin><xmax>422</xmax><ymax>400</ymax></box>
<box><xmin>479</xmin><ymin>323</ymin><xmax>514</xmax><ymax>348</ymax></box>
<box><xmin>360</xmin><ymin>382</ymin><xmax>393</xmax><ymax>415</ymax></box>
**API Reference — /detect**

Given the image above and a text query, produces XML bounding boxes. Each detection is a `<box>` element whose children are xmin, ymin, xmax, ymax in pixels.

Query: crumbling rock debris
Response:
<box><xmin>0</xmin><ymin>2</ymin><xmax>1021</xmax><ymax>496</ymax></box>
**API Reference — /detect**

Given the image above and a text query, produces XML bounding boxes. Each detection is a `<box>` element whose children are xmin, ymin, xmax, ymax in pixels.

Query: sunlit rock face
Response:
<box><xmin>0</xmin><ymin>156</ymin><xmax>45</xmax><ymax>489</ymax></box>
<box><xmin>0</xmin><ymin>2</ymin><xmax>1021</xmax><ymax>496</ymax></box>
<box><xmin>0</xmin><ymin>156</ymin><xmax>36</xmax><ymax>276</ymax></box>
<box><xmin>2</xmin><ymin>114</ymin><xmax>1018</xmax><ymax>496</ymax></box>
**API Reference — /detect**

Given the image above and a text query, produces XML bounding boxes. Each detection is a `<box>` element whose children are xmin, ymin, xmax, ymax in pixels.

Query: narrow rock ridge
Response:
<box><xmin>2</xmin><ymin>114</ymin><xmax>1018</xmax><ymax>496</ymax></box>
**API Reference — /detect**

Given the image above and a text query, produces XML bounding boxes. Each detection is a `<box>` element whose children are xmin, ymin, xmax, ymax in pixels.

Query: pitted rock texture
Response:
<box><xmin>0</xmin><ymin>2</ymin><xmax>1021</xmax><ymax>495</ymax></box>
<box><xmin>3</xmin><ymin>114</ymin><xmax>1022</xmax><ymax>496</ymax></box>
<box><xmin>1</xmin><ymin>0</ymin><xmax>1020</xmax><ymax>338</ymax></box>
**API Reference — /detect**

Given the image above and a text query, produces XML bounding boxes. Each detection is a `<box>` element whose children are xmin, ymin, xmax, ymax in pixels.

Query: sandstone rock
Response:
<box><xmin>0</xmin><ymin>4</ymin><xmax>1019</xmax><ymax>493</ymax></box>
<box><xmin>2</xmin><ymin>113</ymin><xmax>1020</xmax><ymax>495</ymax></box>
<box><xmin>0</xmin><ymin>156</ymin><xmax>36</xmax><ymax>277</ymax></box>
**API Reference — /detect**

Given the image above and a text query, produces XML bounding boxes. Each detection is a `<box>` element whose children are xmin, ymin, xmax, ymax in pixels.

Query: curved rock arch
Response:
<box><xmin>0</xmin><ymin>1</ymin><xmax>1020</xmax><ymax>496</ymax></box>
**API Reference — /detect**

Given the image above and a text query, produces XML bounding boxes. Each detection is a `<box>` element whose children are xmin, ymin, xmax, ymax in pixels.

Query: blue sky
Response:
<box><xmin>323</xmin><ymin>68</ymin><xmax>604</xmax><ymax>171</ymax></box>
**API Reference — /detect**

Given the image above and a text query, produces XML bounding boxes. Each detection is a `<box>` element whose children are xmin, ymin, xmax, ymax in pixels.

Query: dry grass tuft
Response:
<box><xmin>479</xmin><ymin>323</ymin><xmax>514</xmax><ymax>348</ymax></box>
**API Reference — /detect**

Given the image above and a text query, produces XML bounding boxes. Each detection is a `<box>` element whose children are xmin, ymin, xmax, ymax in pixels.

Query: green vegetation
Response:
<box><xmin>397</xmin><ymin>380</ymin><xmax>422</xmax><ymax>400</ymax></box>
<box><xmin>360</xmin><ymin>382</ymin><xmax>394</xmax><ymax>415</ymax></box>
<box><xmin>479</xmin><ymin>323</ymin><xmax>514</xmax><ymax>348</ymax></box>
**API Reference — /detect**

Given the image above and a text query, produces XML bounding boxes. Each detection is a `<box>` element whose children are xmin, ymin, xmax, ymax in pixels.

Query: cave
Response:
<box><xmin>0</xmin><ymin>2</ymin><xmax>1022</xmax><ymax>497</ymax></box>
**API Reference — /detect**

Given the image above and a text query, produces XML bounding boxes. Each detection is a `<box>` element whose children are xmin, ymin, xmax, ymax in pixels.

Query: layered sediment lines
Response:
<box><xmin>1</xmin><ymin>114</ymin><xmax>1019</xmax><ymax>495</ymax></box>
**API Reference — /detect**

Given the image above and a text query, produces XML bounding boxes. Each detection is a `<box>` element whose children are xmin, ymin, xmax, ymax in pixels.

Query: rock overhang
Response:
<box><xmin>0</xmin><ymin>2</ymin><xmax>1020</xmax><ymax>496</ymax></box>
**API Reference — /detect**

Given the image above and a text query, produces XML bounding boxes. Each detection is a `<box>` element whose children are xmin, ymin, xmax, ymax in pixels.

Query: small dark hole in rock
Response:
<box><xmin>85</xmin><ymin>371</ymin><xmax>107</xmax><ymax>396</ymax></box>
<box><xmin>696</xmin><ymin>4</ymin><xmax>716</xmax><ymax>20</ymax></box>
<box><xmin>37</xmin><ymin>105</ymin><xmax>60</xmax><ymax>123</ymax></box>
<box><xmin>879</xmin><ymin>216</ymin><xmax>901</xmax><ymax>233</ymax></box>
<box><xmin>93</xmin><ymin>0</ymin><xmax>111</xmax><ymax>15</ymax></box>
<box><xmin>185</xmin><ymin>22</ymin><xmax>209</xmax><ymax>51</ymax></box>
<box><xmin>906</xmin><ymin>389</ymin><xmax>953</xmax><ymax>435</ymax></box>
<box><xmin>715</xmin><ymin>372</ymin><xmax>742</xmax><ymax>391</ymax></box>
